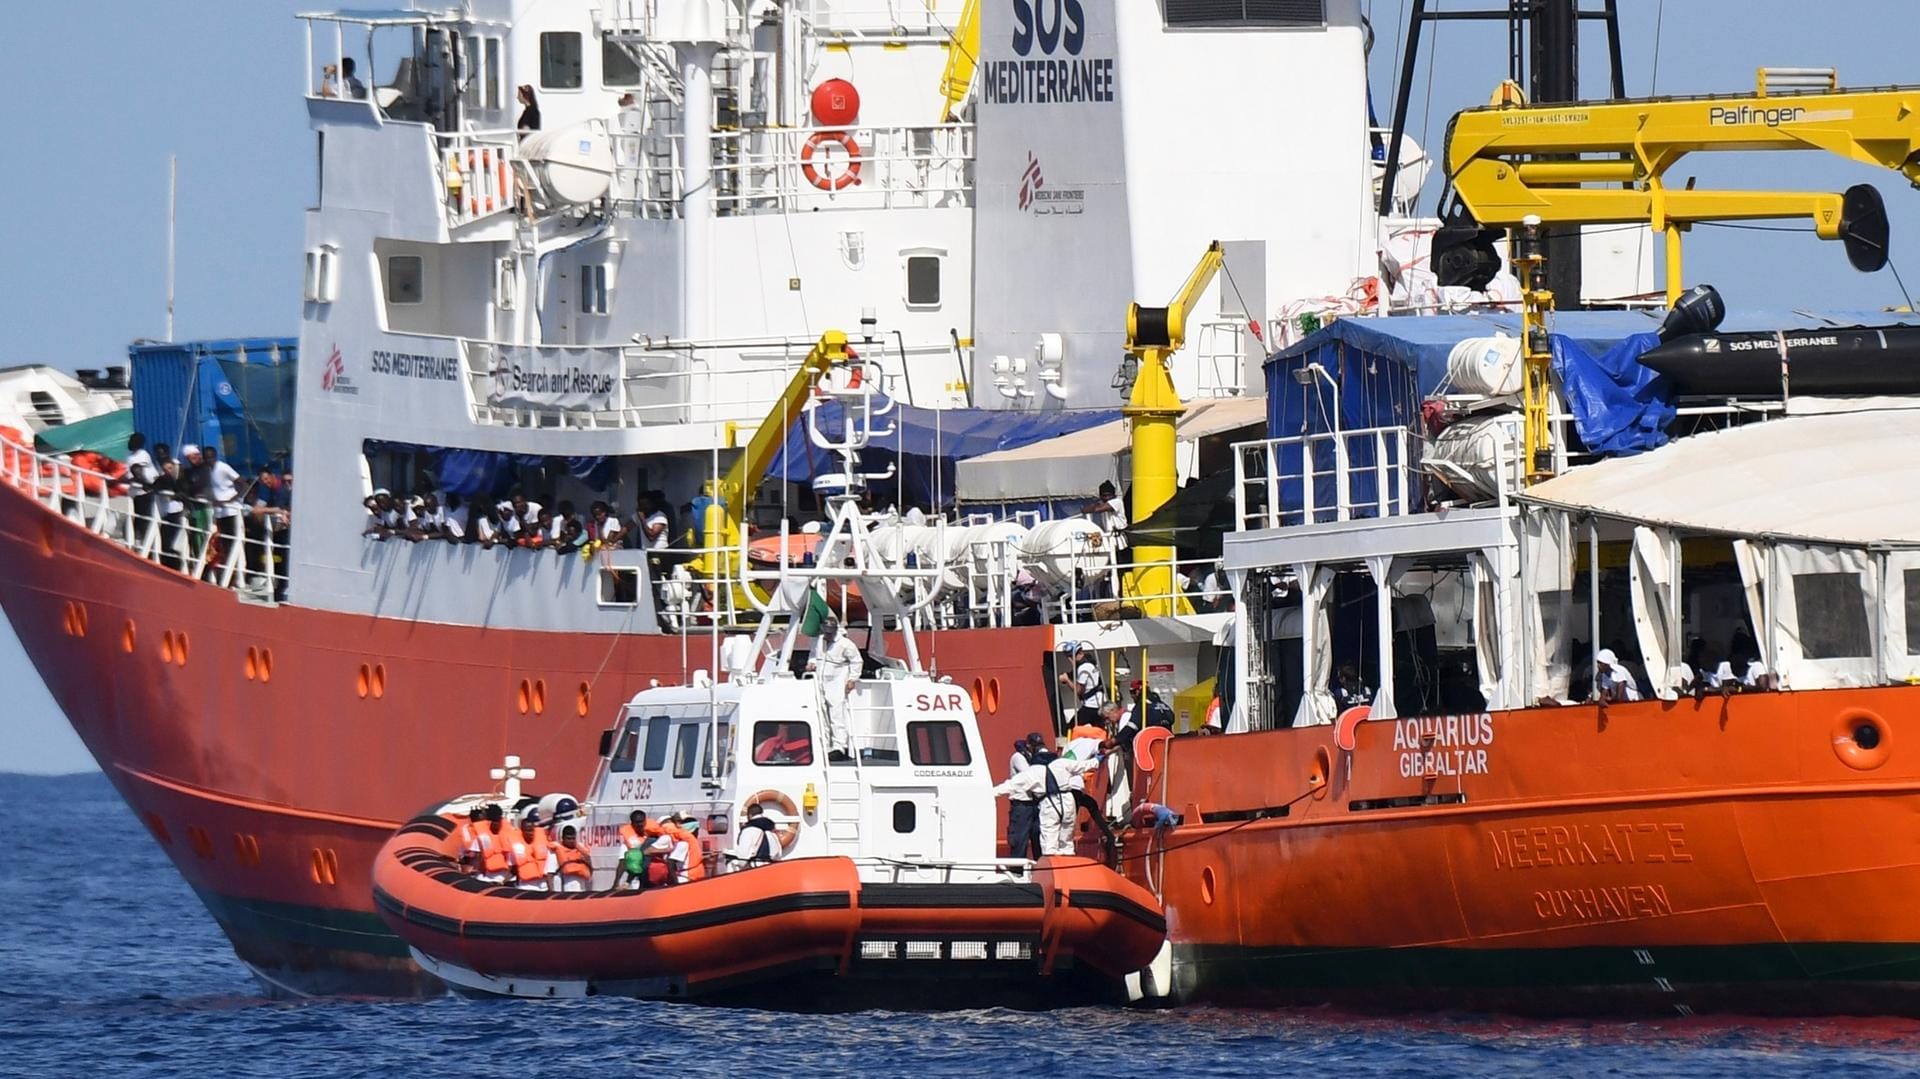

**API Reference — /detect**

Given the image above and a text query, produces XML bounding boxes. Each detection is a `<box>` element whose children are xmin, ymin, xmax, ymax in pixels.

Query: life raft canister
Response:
<box><xmin>801</xmin><ymin>131</ymin><xmax>862</xmax><ymax>192</ymax></box>
<box><xmin>743</xmin><ymin>789</ymin><xmax>802</xmax><ymax>852</ymax></box>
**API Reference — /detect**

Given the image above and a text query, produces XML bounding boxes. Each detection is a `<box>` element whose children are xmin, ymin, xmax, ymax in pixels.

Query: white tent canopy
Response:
<box><xmin>1519</xmin><ymin>408</ymin><xmax>1920</xmax><ymax>547</ymax></box>
<box><xmin>956</xmin><ymin>396</ymin><xmax>1266</xmax><ymax>503</ymax></box>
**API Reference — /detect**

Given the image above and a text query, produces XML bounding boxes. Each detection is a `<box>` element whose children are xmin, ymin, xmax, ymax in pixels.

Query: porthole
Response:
<box><xmin>1200</xmin><ymin>865</ymin><xmax>1217</xmax><ymax>905</ymax></box>
<box><xmin>356</xmin><ymin>664</ymin><xmax>371</xmax><ymax>699</ymax></box>
<box><xmin>371</xmin><ymin>664</ymin><xmax>387</xmax><ymax>699</ymax></box>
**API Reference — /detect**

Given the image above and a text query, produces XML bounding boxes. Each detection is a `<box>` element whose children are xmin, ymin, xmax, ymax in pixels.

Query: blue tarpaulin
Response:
<box><xmin>766</xmin><ymin>396</ymin><xmax>1119</xmax><ymax>507</ymax></box>
<box><xmin>1551</xmin><ymin>331</ymin><xmax>1671</xmax><ymax>455</ymax></box>
<box><xmin>1260</xmin><ymin>308</ymin><xmax>1920</xmax><ymax>516</ymax></box>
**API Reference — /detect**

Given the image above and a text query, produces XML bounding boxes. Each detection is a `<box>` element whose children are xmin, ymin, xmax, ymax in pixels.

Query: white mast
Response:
<box><xmin>166</xmin><ymin>154</ymin><xmax>177</xmax><ymax>343</ymax></box>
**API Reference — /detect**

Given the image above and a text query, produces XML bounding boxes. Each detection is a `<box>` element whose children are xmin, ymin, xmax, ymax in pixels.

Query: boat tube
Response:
<box><xmin>1637</xmin><ymin>325</ymin><xmax>1920</xmax><ymax>397</ymax></box>
<box><xmin>371</xmin><ymin>807</ymin><xmax>1167</xmax><ymax>1007</ymax></box>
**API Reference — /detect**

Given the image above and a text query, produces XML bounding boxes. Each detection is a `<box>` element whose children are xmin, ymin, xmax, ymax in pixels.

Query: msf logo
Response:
<box><xmin>1018</xmin><ymin>153</ymin><xmax>1045</xmax><ymax>211</ymax></box>
<box><xmin>1011</xmin><ymin>0</ymin><xmax>1085</xmax><ymax>56</ymax></box>
<box><xmin>320</xmin><ymin>344</ymin><xmax>357</xmax><ymax>396</ymax></box>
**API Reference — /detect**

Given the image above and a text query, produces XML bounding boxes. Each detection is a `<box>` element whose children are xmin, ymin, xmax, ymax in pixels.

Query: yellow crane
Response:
<box><xmin>939</xmin><ymin>0</ymin><xmax>981</xmax><ymax>123</ymax></box>
<box><xmin>1120</xmin><ymin>242</ymin><xmax>1224</xmax><ymax>617</ymax></box>
<box><xmin>689</xmin><ymin>330</ymin><xmax>855</xmax><ymax>612</ymax></box>
<box><xmin>1438</xmin><ymin>68</ymin><xmax>1920</xmax><ymax>480</ymax></box>
<box><xmin>1441</xmin><ymin>68</ymin><xmax>1916</xmax><ymax>302</ymax></box>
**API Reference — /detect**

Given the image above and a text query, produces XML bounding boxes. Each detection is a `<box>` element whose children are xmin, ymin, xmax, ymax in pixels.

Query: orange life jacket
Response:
<box><xmin>619</xmin><ymin>821</ymin><xmax>661</xmax><ymax>849</ymax></box>
<box><xmin>479</xmin><ymin>824</ymin><xmax>519</xmax><ymax>873</ymax></box>
<box><xmin>663</xmin><ymin>823</ymin><xmax>705</xmax><ymax>881</ymax></box>
<box><xmin>514</xmin><ymin>837</ymin><xmax>551</xmax><ymax>883</ymax></box>
<box><xmin>556</xmin><ymin>843</ymin><xmax>591</xmax><ymax>880</ymax></box>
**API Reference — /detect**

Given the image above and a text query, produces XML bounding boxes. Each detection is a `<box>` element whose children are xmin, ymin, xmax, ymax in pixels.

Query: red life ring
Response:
<box><xmin>801</xmin><ymin>131</ymin><xmax>862</xmax><ymax>192</ymax></box>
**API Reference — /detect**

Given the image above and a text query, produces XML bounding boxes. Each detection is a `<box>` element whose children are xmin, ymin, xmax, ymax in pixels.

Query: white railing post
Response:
<box><xmin>1264</xmin><ymin>441</ymin><xmax>1279</xmax><ymax>530</ymax></box>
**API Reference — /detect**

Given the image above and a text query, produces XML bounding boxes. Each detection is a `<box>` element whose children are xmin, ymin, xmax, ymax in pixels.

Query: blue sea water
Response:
<box><xmin>5</xmin><ymin>772</ymin><xmax>1920</xmax><ymax>1078</ymax></box>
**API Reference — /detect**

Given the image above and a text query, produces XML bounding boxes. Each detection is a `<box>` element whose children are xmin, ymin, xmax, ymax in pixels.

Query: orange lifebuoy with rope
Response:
<box><xmin>801</xmin><ymin>131</ymin><xmax>862</xmax><ymax>192</ymax></box>
<box><xmin>743</xmin><ymin>789</ymin><xmax>802</xmax><ymax>852</ymax></box>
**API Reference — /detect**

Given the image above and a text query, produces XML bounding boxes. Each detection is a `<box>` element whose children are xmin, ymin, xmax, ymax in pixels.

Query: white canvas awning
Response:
<box><xmin>1519</xmin><ymin>408</ymin><xmax>1920</xmax><ymax>547</ymax></box>
<box><xmin>957</xmin><ymin>396</ymin><xmax>1266</xmax><ymax>503</ymax></box>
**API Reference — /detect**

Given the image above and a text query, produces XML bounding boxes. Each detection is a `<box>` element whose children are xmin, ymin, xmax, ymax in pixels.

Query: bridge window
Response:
<box><xmin>484</xmin><ymin>38</ymin><xmax>502</xmax><ymax>110</ymax></box>
<box><xmin>906</xmin><ymin>721</ymin><xmax>970</xmax><ymax>766</ymax></box>
<box><xmin>1165</xmin><ymin>0</ymin><xmax>1325</xmax><ymax>27</ymax></box>
<box><xmin>385</xmin><ymin>255</ymin><xmax>424</xmax><ymax>306</ymax></box>
<box><xmin>602</xmin><ymin>36</ymin><xmax>641</xmax><ymax>87</ymax></box>
<box><xmin>671</xmin><ymin>722</ymin><xmax>702</xmax><ymax>778</ymax></box>
<box><xmin>752</xmin><ymin>721</ymin><xmax>814</xmax><ymax>766</ymax></box>
<box><xmin>609</xmin><ymin>718</ymin><xmax>642</xmax><ymax>773</ymax></box>
<box><xmin>540</xmin><ymin>32</ymin><xmax>583</xmax><ymax>90</ymax></box>
<box><xmin>642</xmin><ymin>716</ymin><xmax>672</xmax><ymax>771</ymax></box>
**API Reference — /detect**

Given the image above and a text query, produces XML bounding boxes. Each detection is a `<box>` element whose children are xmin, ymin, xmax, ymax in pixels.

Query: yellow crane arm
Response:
<box><xmin>939</xmin><ymin>0</ymin><xmax>981</xmax><ymax>124</ymax></box>
<box><xmin>712</xmin><ymin>330</ymin><xmax>851</xmax><ymax>513</ymax></box>
<box><xmin>1126</xmin><ymin>240</ymin><xmax>1225</xmax><ymax>355</ymax></box>
<box><xmin>692</xmin><ymin>331</ymin><xmax>851</xmax><ymax>611</ymax></box>
<box><xmin>1442</xmin><ymin>73</ymin><xmax>1920</xmax><ymax>301</ymax></box>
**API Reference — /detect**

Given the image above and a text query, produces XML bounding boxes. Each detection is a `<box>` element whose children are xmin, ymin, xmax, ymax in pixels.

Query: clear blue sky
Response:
<box><xmin>2</xmin><ymin>0</ymin><xmax>1916</xmax><ymax>772</ymax></box>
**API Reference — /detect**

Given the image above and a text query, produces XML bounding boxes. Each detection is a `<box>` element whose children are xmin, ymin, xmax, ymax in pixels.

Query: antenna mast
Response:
<box><xmin>166</xmin><ymin>155</ymin><xmax>177</xmax><ymax>343</ymax></box>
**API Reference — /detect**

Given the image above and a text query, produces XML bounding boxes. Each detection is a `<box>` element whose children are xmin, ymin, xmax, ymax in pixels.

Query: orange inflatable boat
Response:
<box><xmin>372</xmin><ymin>809</ymin><xmax>1166</xmax><ymax>1006</ymax></box>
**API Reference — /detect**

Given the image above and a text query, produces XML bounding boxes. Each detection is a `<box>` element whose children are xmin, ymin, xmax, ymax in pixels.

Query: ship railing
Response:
<box><xmin>0</xmin><ymin>436</ymin><xmax>287</xmax><ymax>601</ymax></box>
<box><xmin>1058</xmin><ymin>554</ymin><xmax>1233</xmax><ymax>625</ymax></box>
<box><xmin>1234</xmin><ymin>425</ymin><xmax>1420</xmax><ymax>532</ymax></box>
<box><xmin>433</xmin><ymin>129</ymin><xmax>521</xmax><ymax>229</ymax></box>
<box><xmin>792</xmin><ymin>0</ymin><xmax>961</xmax><ymax>39</ymax></box>
<box><xmin>601</xmin><ymin>0</ymin><xmax>750</xmax><ymax>40</ymax></box>
<box><xmin>1192</xmin><ymin>318</ymin><xmax>1258</xmax><ymax>399</ymax></box>
<box><xmin>614</xmin><ymin>122</ymin><xmax>974</xmax><ymax>219</ymax></box>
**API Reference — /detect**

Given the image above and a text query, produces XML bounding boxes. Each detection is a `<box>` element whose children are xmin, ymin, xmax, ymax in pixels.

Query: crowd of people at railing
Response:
<box><xmin>362</xmin><ymin>482</ymin><xmax>674</xmax><ymax>557</ymax></box>
<box><xmin>5</xmin><ymin>431</ymin><xmax>293</xmax><ymax>599</ymax></box>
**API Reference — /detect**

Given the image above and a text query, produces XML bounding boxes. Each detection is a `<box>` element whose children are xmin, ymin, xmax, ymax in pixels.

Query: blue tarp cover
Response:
<box><xmin>1260</xmin><ymin>309</ymin><xmax>1920</xmax><ymax>517</ymax></box>
<box><xmin>766</xmin><ymin>396</ymin><xmax>1119</xmax><ymax>507</ymax></box>
<box><xmin>1264</xmin><ymin>308</ymin><xmax>1920</xmax><ymax>448</ymax></box>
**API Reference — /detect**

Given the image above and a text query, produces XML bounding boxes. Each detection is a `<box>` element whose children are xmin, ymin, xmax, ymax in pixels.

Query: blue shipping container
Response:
<box><xmin>129</xmin><ymin>337</ymin><xmax>297</xmax><ymax>475</ymax></box>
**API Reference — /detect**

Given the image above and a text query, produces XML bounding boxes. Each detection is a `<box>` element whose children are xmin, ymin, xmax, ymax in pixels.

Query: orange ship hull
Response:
<box><xmin>1128</xmin><ymin>691</ymin><xmax>1920</xmax><ymax>1015</ymax></box>
<box><xmin>0</xmin><ymin>481</ymin><xmax>1056</xmax><ymax>996</ymax></box>
<box><xmin>372</xmin><ymin>813</ymin><xmax>1165</xmax><ymax>1005</ymax></box>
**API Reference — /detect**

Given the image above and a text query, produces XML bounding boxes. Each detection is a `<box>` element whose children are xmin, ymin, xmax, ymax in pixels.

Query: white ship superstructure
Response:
<box><xmin>286</xmin><ymin>1</ymin><xmax>1428</xmax><ymax>633</ymax></box>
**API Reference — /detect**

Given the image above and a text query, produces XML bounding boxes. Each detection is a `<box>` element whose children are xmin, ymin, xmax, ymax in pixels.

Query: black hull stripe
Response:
<box><xmin>857</xmin><ymin>883</ymin><xmax>1165</xmax><ymax>934</ymax></box>
<box><xmin>860</xmin><ymin>882</ymin><xmax>1043</xmax><ymax>909</ymax></box>
<box><xmin>375</xmin><ymin>884</ymin><xmax>854</xmax><ymax>942</ymax></box>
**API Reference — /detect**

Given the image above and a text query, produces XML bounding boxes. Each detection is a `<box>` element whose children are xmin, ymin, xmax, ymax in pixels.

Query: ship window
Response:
<box><xmin>610</xmin><ymin>718</ymin><xmax>643</xmax><ymax>772</ymax></box>
<box><xmin>904</xmin><ymin>255</ymin><xmax>941</xmax><ymax>309</ymax></box>
<box><xmin>385</xmin><ymin>255</ymin><xmax>424</xmax><ymax>305</ymax></box>
<box><xmin>540</xmin><ymin>32</ymin><xmax>583</xmax><ymax>90</ymax></box>
<box><xmin>602</xmin><ymin>36</ymin><xmax>642</xmax><ymax>87</ymax></box>
<box><xmin>704</xmin><ymin>719</ymin><xmax>732</xmax><ymax>778</ymax></box>
<box><xmin>906</xmin><ymin>721</ymin><xmax>971</xmax><ymax>766</ymax></box>
<box><xmin>671</xmin><ymin>723</ymin><xmax>702</xmax><ymax>778</ymax></box>
<box><xmin>1165</xmin><ymin>0</ymin><xmax>1326</xmax><ymax>27</ymax></box>
<box><xmin>642</xmin><ymin>716</ymin><xmax>672</xmax><ymax>771</ymax></box>
<box><xmin>1907</xmin><ymin>569</ymin><xmax>1920</xmax><ymax>655</ymax></box>
<box><xmin>752</xmin><ymin>721</ymin><xmax>814</xmax><ymax>766</ymax></box>
<box><xmin>1792</xmin><ymin>571</ymin><xmax>1872</xmax><ymax>659</ymax></box>
<box><xmin>485</xmin><ymin>38</ymin><xmax>502</xmax><ymax>110</ymax></box>
<box><xmin>892</xmin><ymin>800</ymin><xmax>916</xmax><ymax>833</ymax></box>
<box><xmin>580</xmin><ymin>264</ymin><xmax>610</xmax><ymax>315</ymax></box>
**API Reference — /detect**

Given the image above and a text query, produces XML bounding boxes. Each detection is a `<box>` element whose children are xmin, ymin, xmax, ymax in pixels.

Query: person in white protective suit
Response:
<box><xmin>991</xmin><ymin>745</ymin><xmax>1106</xmax><ymax>856</ymax></box>
<box><xmin>806</xmin><ymin>615</ymin><xmax>863</xmax><ymax>762</ymax></box>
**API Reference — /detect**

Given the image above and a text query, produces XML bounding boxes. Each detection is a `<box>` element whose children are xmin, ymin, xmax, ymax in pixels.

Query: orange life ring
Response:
<box><xmin>800</xmin><ymin>131</ymin><xmax>862</xmax><ymax>192</ymax></box>
<box><xmin>743</xmin><ymin>789</ymin><xmax>802</xmax><ymax>852</ymax></box>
